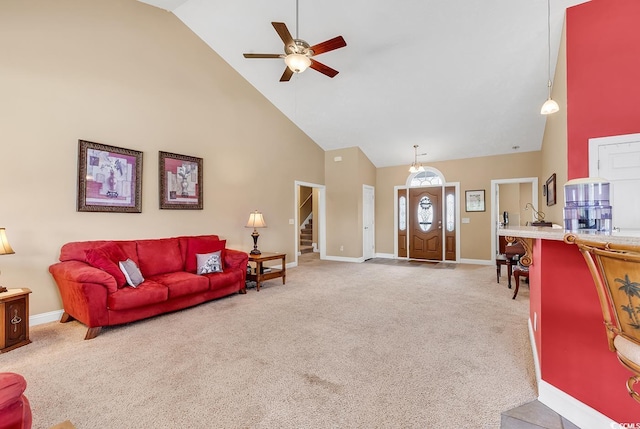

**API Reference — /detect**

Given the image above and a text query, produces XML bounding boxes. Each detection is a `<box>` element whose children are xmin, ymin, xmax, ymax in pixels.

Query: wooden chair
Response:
<box><xmin>565</xmin><ymin>233</ymin><xmax>640</xmax><ymax>403</ymax></box>
<box><xmin>512</xmin><ymin>265</ymin><xmax>529</xmax><ymax>299</ymax></box>
<box><xmin>496</xmin><ymin>236</ymin><xmax>525</xmax><ymax>289</ymax></box>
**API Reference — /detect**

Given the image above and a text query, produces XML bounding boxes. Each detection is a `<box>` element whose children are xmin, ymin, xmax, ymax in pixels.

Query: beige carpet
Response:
<box><xmin>0</xmin><ymin>258</ymin><xmax>536</xmax><ymax>429</ymax></box>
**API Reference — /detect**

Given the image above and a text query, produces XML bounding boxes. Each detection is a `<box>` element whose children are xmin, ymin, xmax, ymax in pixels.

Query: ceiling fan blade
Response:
<box><xmin>310</xmin><ymin>60</ymin><xmax>339</xmax><ymax>78</ymax></box>
<box><xmin>272</xmin><ymin>22</ymin><xmax>294</xmax><ymax>49</ymax></box>
<box><xmin>280</xmin><ymin>67</ymin><xmax>294</xmax><ymax>82</ymax></box>
<box><xmin>243</xmin><ymin>53</ymin><xmax>283</xmax><ymax>59</ymax></box>
<box><xmin>310</xmin><ymin>36</ymin><xmax>347</xmax><ymax>56</ymax></box>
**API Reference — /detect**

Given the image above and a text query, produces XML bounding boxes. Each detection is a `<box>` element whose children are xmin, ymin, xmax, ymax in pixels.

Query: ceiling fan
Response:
<box><xmin>243</xmin><ymin>3</ymin><xmax>347</xmax><ymax>82</ymax></box>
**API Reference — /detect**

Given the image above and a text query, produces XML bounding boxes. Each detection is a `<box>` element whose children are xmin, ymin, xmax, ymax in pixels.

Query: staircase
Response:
<box><xmin>300</xmin><ymin>219</ymin><xmax>314</xmax><ymax>254</ymax></box>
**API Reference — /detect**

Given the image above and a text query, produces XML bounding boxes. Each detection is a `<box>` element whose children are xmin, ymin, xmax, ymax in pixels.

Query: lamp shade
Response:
<box><xmin>0</xmin><ymin>228</ymin><xmax>14</xmax><ymax>255</ymax></box>
<box><xmin>540</xmin><ymin>98</ymin><xmax>560</xmax><ymax>115</ymax></box>
<box><xmin>246</xmin><ymin>211</ymin><xmax>267</xmax><ymax>229</ymax></box>
<box><xmin>284</xmin><ymin>53</ymin><xmax>311</xmax><ymax>73</ymax></box>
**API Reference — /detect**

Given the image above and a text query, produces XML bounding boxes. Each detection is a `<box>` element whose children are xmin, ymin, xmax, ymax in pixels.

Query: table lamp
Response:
<box><xmin>0</xmin><ymin>228</ymin><xmax>15</xmax><ymax>293</ymax></box>
<box><xmin>246</xmin><ymin>211</ymin><xmax>267</xmax><ymax>255</ymax></box>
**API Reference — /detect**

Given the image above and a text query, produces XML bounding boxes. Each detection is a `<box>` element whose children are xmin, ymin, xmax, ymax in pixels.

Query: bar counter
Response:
<box><xmin>497</xmin><ymin>225</ymin><xmax>640</xmax><ymax>427</ymax></box>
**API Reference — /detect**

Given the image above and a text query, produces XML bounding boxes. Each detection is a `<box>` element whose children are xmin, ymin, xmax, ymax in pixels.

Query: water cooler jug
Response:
<box><xmin>563</xmin><ymin>178</ymin><xmax>612</xmax><ymax>232</ymax></box>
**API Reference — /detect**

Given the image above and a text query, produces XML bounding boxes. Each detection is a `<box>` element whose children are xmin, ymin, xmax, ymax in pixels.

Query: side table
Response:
<box><xmin>0</xmin><ymin>288</ymin><xmax>32</xmax><ymax>353</ymax></box>
<box><xmin>246</xmin><ymin>252</ymin><xmax>286</xmax><ymax>292</ymax></box>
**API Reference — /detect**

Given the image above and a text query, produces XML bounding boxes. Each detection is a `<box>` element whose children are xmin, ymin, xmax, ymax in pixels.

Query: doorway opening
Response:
<box><xmin>294</xmin><ymin>181</ymin><xmax>326</xmax><ymax>266</ymax></box>
<box><xmin>490</xmin><ymin>178</ymin><xmax>539</xmax><ymax>261</ymax></box>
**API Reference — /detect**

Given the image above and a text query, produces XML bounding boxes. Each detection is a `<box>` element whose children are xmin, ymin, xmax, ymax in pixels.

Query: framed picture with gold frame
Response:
<box><xmin>159</xmin><ymin>151</ymin><xmax>203</xmax><ymax>210</ymax></box>
<box><xmin>77</xmin><ymin>140</ymin><xmax>143</xmax><ymax>213</ymax></box>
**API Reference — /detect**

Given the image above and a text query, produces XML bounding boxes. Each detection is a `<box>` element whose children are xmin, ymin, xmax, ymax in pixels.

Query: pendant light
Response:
<box><xmin>409</xmin><ymin>145</ymin><xmax>425</xmax><ymax>173</ymax></box>
<box><xmin>541</xmin><ymin>0</ymin><xmax>559</xmax><ymax>115</ymax></box>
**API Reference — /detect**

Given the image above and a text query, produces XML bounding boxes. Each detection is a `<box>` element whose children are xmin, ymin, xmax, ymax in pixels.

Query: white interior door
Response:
<box><xmin>590</xmin><ymin>134</ymin><xmax>640</xmax><ymax>230</ymax></box>
<box><xmin>363</xmin><ymin>185</ymin><xmax>375</xmax><ymax>260</ymax></box>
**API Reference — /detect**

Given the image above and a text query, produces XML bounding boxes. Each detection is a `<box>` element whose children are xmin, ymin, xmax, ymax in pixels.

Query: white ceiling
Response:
<box><xmin>139</xmin><ymin>0</ymin><xmax>587</xmax><ymax>168</ymax></box>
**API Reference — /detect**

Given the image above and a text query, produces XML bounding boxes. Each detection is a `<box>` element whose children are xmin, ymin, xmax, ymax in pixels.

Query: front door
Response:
<box><xmin>409</xmin><ymin>187</ymin><xmax>442</xmax><ymax>260</ymax></box>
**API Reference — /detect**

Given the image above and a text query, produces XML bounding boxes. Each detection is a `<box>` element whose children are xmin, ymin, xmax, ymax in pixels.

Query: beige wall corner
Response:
<box><xmin>0</xmin><ymin>0</ymin><xmax>324</xmax><ymax>315</ymax></box>
<box><xmin>540</xmin><ymin>20</ymin><xmax>568</xmax><ymax>225</ymax></box>
<box><xmin>325</xmin><ymin>147</ymin><xmax>375</xmax><ymax>258</ymax></box>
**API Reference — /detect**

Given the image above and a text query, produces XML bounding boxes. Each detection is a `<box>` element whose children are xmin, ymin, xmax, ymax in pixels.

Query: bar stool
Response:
<box><xmin>512</xmin><ymin>265</ymin><xmax>529</xmax><ymax>299</ymax></box>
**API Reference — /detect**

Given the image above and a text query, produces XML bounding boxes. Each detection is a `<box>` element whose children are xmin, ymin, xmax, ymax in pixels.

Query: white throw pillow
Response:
<box><xmin>196</xmin><ymin>251</ymin><xmax>223</xmax><ymax>275</ymax></box>
<box><xmin>119</xmin><ymin>259</ymin><xmax>144</xmax><ymax>287</ymax></box>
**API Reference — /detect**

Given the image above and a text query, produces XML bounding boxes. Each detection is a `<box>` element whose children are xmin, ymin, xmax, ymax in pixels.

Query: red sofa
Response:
<box><xmin>0</xmin><ymin>372</ymin><xmax>32</xmax><ymax>429</ymax></box>
<box><xmin>49</xmin><ymin>235</ymin><xmax>248</xmax><ymax>340</ymax></box>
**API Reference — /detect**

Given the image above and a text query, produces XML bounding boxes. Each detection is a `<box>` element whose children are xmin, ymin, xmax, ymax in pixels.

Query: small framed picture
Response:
<box><xmin>546</xmin><ymin>173</ymin><xmax>557</xmax><ymax>206</ymax></box>
<box><xmin>77</xmin><ymin>140</ymin><xmax>143</xmax><ymax>213</ymax></box>
<box><xmin>465</xmin><ymin>189</ymin><xmax>485</xmax><ymax>212</ymax></box>
<box><xmin>159</xmin><ymin>151</ymin><xmax>203</xmax><ymax>210</ymax></box>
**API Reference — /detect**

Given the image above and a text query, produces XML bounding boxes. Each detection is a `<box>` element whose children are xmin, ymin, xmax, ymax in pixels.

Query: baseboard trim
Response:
<box><xmin>323</xmin><ymin>255</ymin><xmax>365</xmax><ymax>263</ymax></box>
<box><xmin>538</xmin><ymin>381</ymin><xmax>617</xmax><ymax>429</ymax></box>
<box><xmin>528</xmin><ymin>319</ymin><xmax>618</xmax><ymax>428</ymax></box>
<box><xmin>31</xmin><ymin>310</ymin><xmax>63</xmax><ymax>326</ymax></box>
<box><xmin>460</xmin><ymin>258</ymin><xmax>492</xmax><ymax>266</ymax></box>
<box><xmin>374</xmin><ymin>253</ymin><xmax>394</xmax><ymax>259</ymax></box>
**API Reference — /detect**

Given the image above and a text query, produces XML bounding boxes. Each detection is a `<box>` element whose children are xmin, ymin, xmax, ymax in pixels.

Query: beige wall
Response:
<box><xmin>498</xmin><ymin>184</ymin><xmax>520</xmax><ymax>226</ymax></box>
<box><xmin>540</xmin><ymin>22</ymin><xmax>568</xmax><ymax>224</ymax></box>
<box><xmin>376</xmin><ymin>151</ymin><xmax>542</xmax><ymax>260</ymax></box>
<box><xmin>0</xmin><ymin>0</ymin><xmax>324</xmax><ymax>315</ymax></box>
<box><xmin>325</xmin><ymin>147</ymin><xmax>376</xmax><ymax>258</ymax></box>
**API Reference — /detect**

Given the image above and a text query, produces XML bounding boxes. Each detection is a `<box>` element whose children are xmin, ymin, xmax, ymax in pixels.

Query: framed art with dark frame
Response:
<box><xmin>159</xmin><ymin>151</ymin><xmax>203</xmax><ymax>210</ymax></box>
<box><xmin>465</xmin><ymin>189</ymin><xmax>486</xmax><ymax>212</ymax></box>
<box><xmin>546</xmin><ymin>173</ymin><xmax>557</xmax><ymax>206</ymax></box>
<box><xmin>77</xmin><ymin>140</ymin><xmax>143</xmax><ymax>213</ymax></box>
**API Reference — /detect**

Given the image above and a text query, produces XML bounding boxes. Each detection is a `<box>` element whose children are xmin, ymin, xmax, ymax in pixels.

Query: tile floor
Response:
<box><xmin>501</xmin><ymin>401</ymin><xmax>581</xmax><ymax>429</ymax></box>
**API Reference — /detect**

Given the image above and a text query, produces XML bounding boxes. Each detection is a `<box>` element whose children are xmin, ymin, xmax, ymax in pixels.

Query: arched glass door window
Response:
<box><xmin>407</xmin><ymin>168</ymin><xmax>445</xmax><ymax>187</ymax></box>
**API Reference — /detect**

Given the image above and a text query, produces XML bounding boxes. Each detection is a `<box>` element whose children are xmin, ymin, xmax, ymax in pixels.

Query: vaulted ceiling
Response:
<box><xmin>139</xmin><ymin>0</ymin><xmax>587</xmax><ymax>168</ymax></box>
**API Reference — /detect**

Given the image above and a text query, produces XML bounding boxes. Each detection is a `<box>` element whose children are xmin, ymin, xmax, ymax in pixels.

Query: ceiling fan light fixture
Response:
<box><xmin>284</xmin><ymin>53</ymin><xmax>311</xmax><ymax>73</ymax></box>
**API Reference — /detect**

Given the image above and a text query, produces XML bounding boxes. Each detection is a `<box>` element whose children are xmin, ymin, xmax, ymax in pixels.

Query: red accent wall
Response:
<box><xmin>537</xmin><ymin>239</ymin><xmax>639</xmax><ymax>421</ymax></box>
<box><xmin>567</xmin><ymin>0</ymin><xmax>640</xmax><ymax>179</ymax></box>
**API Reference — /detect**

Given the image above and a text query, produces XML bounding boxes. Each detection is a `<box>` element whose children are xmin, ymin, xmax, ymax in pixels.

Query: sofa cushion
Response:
<box><xmin>60</xmin><ymin>240</ymin><xmax>138</xmax><ymax>264</ymax></box>
<box><xmin>197</xmin><ymin>251</ymin><xmax>223</xmax><ymax>274</ymax></box>
<box><xmin>136</xmin><ymin>238</ymin><xmax>183</xmax><ymax>277</ymax></box>
<box><xmin>184</xmin><ymin>237</ymin><xmax>226</xmax><ymax>273</ymax></box>
<box><xmin>85</xmin><ymin>243</ymin><xmax>128</xmax><ymax>288</ymax></box>
<box><xmin>205</xmin><ymin>269</ymin><xmax>243</xmax><ymax>292</ymax></box>
<box><xmin>119</xmin><ymin>259</ymin><xmax>145</xmax><ymax>287</ymax></box>
<box><xmin>107</xmin><ymin>280</ymin><xmax>168</xmax><ymax>311</ymax></box>
<box><xmin>148</xmin><ymin>272</ymin><xmax>209</xmax><ymax>298</ymax></box>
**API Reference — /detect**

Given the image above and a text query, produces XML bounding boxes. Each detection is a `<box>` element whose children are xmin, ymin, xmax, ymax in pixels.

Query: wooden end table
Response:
<box><xmin>0</xmin><ymin>288</ymin><xmax>32</xmax><ymax>353</ymax></box>
<box><xmin>246</xmin><ymin>252</ymin><xmax>286</xmax><ymax>291</ymax></box>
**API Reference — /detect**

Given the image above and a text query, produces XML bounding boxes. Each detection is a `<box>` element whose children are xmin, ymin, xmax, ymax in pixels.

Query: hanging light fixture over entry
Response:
<box><xmin>409</xmin><ymin>145</ymin><xmax>426</xmax><ymax>173</ymax></box>
<box><xmin>541</xmin><ymin>0</ymin><xmax>559</xmax><ymax>115</ymax></box>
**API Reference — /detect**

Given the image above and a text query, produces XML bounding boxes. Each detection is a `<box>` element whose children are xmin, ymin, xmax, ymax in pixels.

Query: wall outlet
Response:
<box><xmin>340</xmin><ymin>245</ymin><xmax>344</xmax><ymax>251</ymax></box>
<box><xmin>462</xmin><ymin>218</ymin><xmax>470</xmax><ymax>224</ymax></box>
<box><xmin>288</xmin><ymin>219</ymin><xmax>294</xmax><ymax>224</ymax></box>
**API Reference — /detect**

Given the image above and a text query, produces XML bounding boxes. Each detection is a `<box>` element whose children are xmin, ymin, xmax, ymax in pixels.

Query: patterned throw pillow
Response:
<box><xmin>119</xmin><ymin>259</ymin><xmax>145</xmax><ymax>287</ymax></box>
<box><xmin>196</xmin><ymin>251</ymin><xmax>223</xmax><ymax>275</ymax></box>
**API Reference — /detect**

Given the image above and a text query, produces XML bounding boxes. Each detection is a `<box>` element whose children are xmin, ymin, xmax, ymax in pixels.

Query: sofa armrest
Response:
<box><xmin>49</xmin><ymin>261</ymin><xmax>112</xmax><ymax>328</ymax></box>
<box><xmin>49</xmin><ymin>261</ymin><xmax>118</xmax><ymax>293</ymax></box>
<box><xmin>224</xmin><ymin>249</ymin><xmax>249</xmax><ymax>271</ymax></box>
